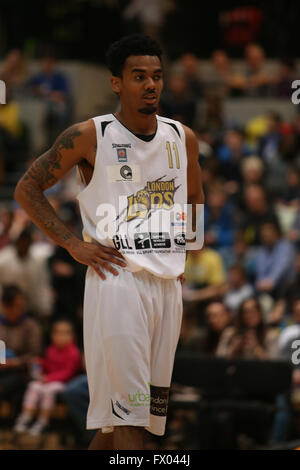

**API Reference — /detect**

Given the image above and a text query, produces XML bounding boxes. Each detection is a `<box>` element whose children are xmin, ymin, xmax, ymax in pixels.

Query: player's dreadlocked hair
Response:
<box><xmin>106</xmin><ymin>34</ymin><xmax>162</xmax><ymax>77</ymax></box>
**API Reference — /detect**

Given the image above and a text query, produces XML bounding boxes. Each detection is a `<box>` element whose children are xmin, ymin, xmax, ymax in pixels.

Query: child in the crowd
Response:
<box><xmin>14</xmin><ymin>319</ymin><xmax>82</xmax><ymax>436</ymax></box>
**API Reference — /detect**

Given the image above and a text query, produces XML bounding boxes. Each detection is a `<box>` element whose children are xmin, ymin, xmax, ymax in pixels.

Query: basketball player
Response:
<box><xmin>14</xmin><ymin>34</ymin><xmax>204</xmax><ymax>450</ymax></box>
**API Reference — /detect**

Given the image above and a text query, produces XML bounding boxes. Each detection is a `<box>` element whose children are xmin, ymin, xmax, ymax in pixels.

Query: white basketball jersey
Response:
<box><xmin>76</xmin><ymin>113</ymin><xmax>188</xmax><ymax>279</ymax></box>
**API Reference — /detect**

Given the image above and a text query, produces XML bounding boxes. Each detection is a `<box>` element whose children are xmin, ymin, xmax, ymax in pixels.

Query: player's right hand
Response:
<box><xmin>68</xmin><ymin>240</ymin><xmax>127</xmax><ymax>280</ymax></box>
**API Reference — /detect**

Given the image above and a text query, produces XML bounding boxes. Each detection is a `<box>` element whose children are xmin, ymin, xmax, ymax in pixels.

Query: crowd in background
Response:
<box><xmin>0</xmin><ymin>40</ymin><xmax>299</xmax><ymax>449</ymax></box>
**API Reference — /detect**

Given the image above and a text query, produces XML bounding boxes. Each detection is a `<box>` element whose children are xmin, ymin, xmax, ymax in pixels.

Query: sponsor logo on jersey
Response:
<box><xmin>120</xmin><ymin>165</ymin><xmax>132</xmax><ymax>180</ymax></box>
<box><xmin>134</xmin><ymin>232</ymin><xmax>171</xmax><ymax>250</ymax></box>
<box><xmin>150</xmin><ymin>385</ymin><xmax>170</xmax><ymax>417</ymax></box>
<box><xmin>174</xmin><ymin>233</ymin><xmax>186</xmax><ymax>246</ymax></box>
<box><xmin>117</xmin><ymin>148</ymin><xmax>127</xmax><ymax>162</ymax></box>
<box><xmin>176</xmin><ymin>212</ymin><xmax>186</xmax><ymax>221</ymax></box>
<box><xmin>106</xmin><ymin>164</ymin><xmax>140</xmax><ymax>182</ymax></box>
<box><xmin>115</xmin><ymin>400</ymin><xmax>131</xmax><ymax>415</ymax></box>
<box><xmin>112</xmin><ymin>143</ymin><xmax>131</xmax><ymax>149</ymax></box>
<box><xmin>125</xmin><ymin>176</ymin><xmax>180</xmax><ymax>223</ymax></box>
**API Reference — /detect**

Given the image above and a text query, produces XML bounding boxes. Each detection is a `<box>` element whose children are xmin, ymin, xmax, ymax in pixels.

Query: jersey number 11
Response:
<box><xmin>166</xmin><ymin>141</ymin><xmax>180</xmax><ymax>169</ymax></box>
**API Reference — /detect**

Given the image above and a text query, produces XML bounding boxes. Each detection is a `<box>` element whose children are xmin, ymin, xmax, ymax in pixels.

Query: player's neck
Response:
<box><xmin>115</xmin><ymin>109</ymin><xmax>157</xmax><ymax>135</ymax></box>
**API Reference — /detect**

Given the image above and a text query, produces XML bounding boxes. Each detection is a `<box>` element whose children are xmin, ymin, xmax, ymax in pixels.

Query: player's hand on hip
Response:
<box><xmin>68</xmin><ymin>240</ymin><xmax>127</xmax><ymax>280</ymax></box>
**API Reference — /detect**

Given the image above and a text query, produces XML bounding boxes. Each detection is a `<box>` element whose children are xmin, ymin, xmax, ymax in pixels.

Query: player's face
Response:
<box><xmin>112</xmin><ymin>55</ymin><xmax>163</xmax><ymax>115</ymax></box>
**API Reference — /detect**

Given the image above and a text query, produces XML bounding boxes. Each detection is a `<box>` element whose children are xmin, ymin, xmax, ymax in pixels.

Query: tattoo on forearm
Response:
<box><xmin>17</xmin><ymin>125</ymin><xmax>82</xmax><ymax>247</ymax></box>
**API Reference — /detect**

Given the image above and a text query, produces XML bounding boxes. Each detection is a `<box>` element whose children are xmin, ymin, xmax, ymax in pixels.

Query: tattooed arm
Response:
<box><xmin>15</xmin><ymin>120</ymin><xmax>93</xmax><ymax>249</ymax></box>
<box><xmin>15</xmin><ymin>119</ymin><xmax>126</xmax><ymax>279</ymax></box>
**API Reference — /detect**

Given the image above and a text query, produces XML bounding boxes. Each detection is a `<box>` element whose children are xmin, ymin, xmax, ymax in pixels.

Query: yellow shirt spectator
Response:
<box><xmin>185</xmin><ymin>247</ymin><xmax>226</xmax><ymax>286</ymax></box>
<box><xmin>0</xmin><ymin>101</ymin><xmax>22</xmax><ymax>137</ymax></box>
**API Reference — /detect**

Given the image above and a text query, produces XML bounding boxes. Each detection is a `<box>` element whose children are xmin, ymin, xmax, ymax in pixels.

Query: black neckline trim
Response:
<box><xmin>113</xmin><ymin>114</ymin><xmax>158</xmax><ymax>142</ymax></box>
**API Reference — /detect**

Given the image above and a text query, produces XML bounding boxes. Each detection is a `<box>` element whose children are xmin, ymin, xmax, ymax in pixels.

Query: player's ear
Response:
<box><xmin>110</xmin><ymin>76</ymin><xmax>121</xmax><ymax>95</ymax></box>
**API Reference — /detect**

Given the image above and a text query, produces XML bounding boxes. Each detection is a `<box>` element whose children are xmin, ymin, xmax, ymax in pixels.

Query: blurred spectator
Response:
<box><xmin>14</xmin><ymin>319</ymin><xmax>82</xmax><ymax>436</ymax></box>
<box><xmin>259</xmin><ymin>112</ymin><xmax>284</xmax><ymax>164</ymax></box>
<box><xmin>0</xmin><ymin>49</ymin><xmax>28</xmax><ymax>98</ymax></box>
<box><xmin>203</xmin><ymin>50</ymin><xmax>233</xmax><ymax>98</ymax></box>
<box><xmin>0</xmin><ymin>206</ymin><xmax>14</xmax><ymax>249</ymax></box>
<box><xmin>28</xmin><ymin>50</ymin><xmax>72</xmax><ymax>146</ymax></box>
<box><xmin>239</xmin><ymin>184</ymin><xmax>278</xmax><ymax>247</ymax></box>
<box><xmin>61</xmin><ymin>355</ymin><xmax>96</xmax><ymax>446</ymax></box>
<box><xmin>287</xmin><ymin>209</ymin><xmax>300</xmax><ymax>249</ymax></box>
<box><xmin>183</xmin><ymin>247</ymin><xmax>226</xmax><ymax>303</ymax></box>
<box><xmin>202</xmin><ymin>301</ymin><xmax>235</xmax><ymax>356</ymax></box>
<box><xmin>0</xmin><ymin>285</ymin><xmax>42</xmax><ymax>401</ymax></box>
<box><xmin>204</xmin><ymin>185</ymin><xmax>235</xmax><ymax>250</ymax></box>
<box><xmin>278</xmin><ymin>298</ymin><xmax>300</xmax><ymax>361</ymax></box>
<box><xmin>226</xmin><ymin>297</ymin><xmax>279</xmax><ymax>359</ymax></box>
<box><xmin>48</xmin><ymin>201</ymin><xmax>86</xmax><ymax>342</ymax></box>
<box><xmin>255</xmin><ymin>220</ymin><xmax>296</xmax><ymax>298</ymax></box>
<box><xmin>224</xmin><ymin>263</ymin><xmax>254</xmax><ymax>315</ymax></box>
<box><xmin>216</xmin><ymin>128</ymin><xmax>252</xmax><ymax>194</ymax></box>
<box><xmin>159</xmin><ymin>73</ymin><xmax>197</xmax><ymax>127</ymax></box>
<box><xmin>240</xmin><ymin>156</ymin><xmax>264</xmax><ymax>187</ymax></box>
<box><xmin>273</xmin><ymin>58</ymin><xmax>296</xmax><ymax>98</ymax></box>
<box><xmin>175</xmin><ymin>53</ymin><xmax>203</xmax><ymax>100</ymax></box>
<box><xmin>177</xmin><ymin>303</ymin><xmax>206</xmax><ymax>353</ymax></box>
<box><xmin>277</xmin><ymin>165</ymin><xmax>300</xmax><ymax>207</ymax></box>
<box><xmin>0</xmin><ymin>87</ymin><xmax>28</xmax><ymax>178</ymax></box>
<box><xmin>244</xmin><ymin>44</ymin><xmax>273</xmax><ymax>97</ymax></box>
<box><xmin>178</xmin><ymin>301</ymin><xmax>234</xmax><ymax>357</ymax></box>
<box><xmin>198</xmin><ymin>93</ymin><xmax>225</xmax><ymax>137</ymax></box>
<box><xmin>0</xmin><ymin>226</ymin><xmax>53</xmax><ymax>317</ymax></box>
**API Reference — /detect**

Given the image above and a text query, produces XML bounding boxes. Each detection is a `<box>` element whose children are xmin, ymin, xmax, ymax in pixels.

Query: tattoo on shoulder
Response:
<box><xmin>23</xmin><ymin>126</ymin><xmax>82</xmax><ymax>188</ymax></box>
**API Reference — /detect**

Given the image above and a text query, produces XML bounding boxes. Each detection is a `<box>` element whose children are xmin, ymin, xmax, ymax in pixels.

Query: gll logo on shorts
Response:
<box><xmin>120</xmin><ymin>165</ymin><xmax>132</xmax><ymax>180</ymax></box>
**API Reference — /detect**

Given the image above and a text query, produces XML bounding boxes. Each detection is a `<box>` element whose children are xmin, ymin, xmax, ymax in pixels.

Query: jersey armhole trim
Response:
<box><xmin>76</xmin><ymin>117</ymin><xmax>99</xmax><ymax>200</ymax></box>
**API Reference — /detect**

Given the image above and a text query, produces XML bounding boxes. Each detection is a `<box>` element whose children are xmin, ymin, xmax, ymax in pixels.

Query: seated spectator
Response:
<box><xmin>204</xmin><ymin>50</ymin><xmax>233</xmax><ymax>98</ymax></box>
<box><xmin>238</xmin><ymin>184</ymin><xmax>278</xmax><ymax>247</ymax></box>
<box><xmin>198</xmin><ymin>93</ymin><xmax>225</xmax><ymax>137</ymax></box>
<box><xmin>14</xmin><ymin>319</ymin><xmax>82</xmax><ymax>436</ymax></box>
<box><xmin>277</xmin><ymin>297</ymin><xmax>300</xmax><ymax>359</ymax></box>
<box><xmin>204</xmin><ymin>185</ymin><xmax>235</xmax><ymax>250</ymax></box>
<box><xmin>48</xmin><ymin>201</ymin><xmax>85</xmax><ymax>343</ymax></box>
<box><xmin>61</xmin><ymin>355</ymin><xmax>96</xmax><ymax>446</ymax></box>
<box><xmin>244</xmin><ymin>44</ymin><xmax>273</xmax><ymax>97</ymax></box>
<box><xmin>216</xmin><ymin>128</ymin><xmax>252</xmax><ymax>194</ymax></box>
<box><xmin>255</xmin><ymin>219</ymin><xmax>296</xmax><ymax>298</ymax></box>
<box><xmin>270</xmin><ymin>296</ymin><xmax>300</xmax><ymax>444</ymax></box>
<box><xmin>241</xmin><ymin>156</ymin><xmax>265</xmax><ymax>187</ymax></box>
<box><xmin>0</xmin><ymin>88</ymin><xmax>27</xmax><ymax>178</ymax></box>
<box><xmin>259</xmin><ymin>112</ymin><xmax>284</xmax><ymax>164</ymax></box>
<box><xmin>176</xmin><ymin>52</ymin><xmax>203</xmax><ymax>99</ymax></box>
<box><xmin>0</xmin><ymin>285</ymin><xmax>42</xmax><ymax>401</ymax></box>
<box><xmin>288</xmin><ymin>213</ymin><xmax>300</xmax><ymax>250</ymax></box>
<box><xmin>0</xmin><ymin>49</ymin><xmax>28</xmax><ymax>99</ymax></box>
<box><xmin>159</xmin><ymin>73</ymin><xmax>197</xmax><ymax>127</ymax></box>
<box><xmin>177</xmin><ymin>303</ymin><xmax>206</xmax><ymax>353</ymax></box>
<box><xmin>277</xmin><ymin>166</ymin><xmax>300</xmax><ymax>207</ymax></box>
<box><xmin>28</xmin><ymin>49</ymin><xmax>72</xmax><ymax>146</ymax></box>
<box><xmin>203</xmin><ymin>301</ymin><xmax>235</xmax><ymax>356</ymax></box>
<box><xmin>226</xmin><ymin>297</ymin><xmax>279</xmax><ymax>359</ymax></box>
<box><xmin>183</xmin><ymin>247</ymin><xmax>226</xmax><ymax>303</ymax></box>
<box><xmin>273</xmin><ymin>58</ymin><xmax>296</xmax><ymax>98</ymax></box>
<box><xmin>178</xmin><ymin>301</ymin><xmax>234</xmax><ymax>356</ymax></box>
<box><xmin>0</xmin><ymin>225</ymin><xmax>53</xmax><ymax>317</ymax></box>
<box><xmin>224</xmin><ymin>263</ymin><xmax>254</xmax><ymax>315</ymax></box>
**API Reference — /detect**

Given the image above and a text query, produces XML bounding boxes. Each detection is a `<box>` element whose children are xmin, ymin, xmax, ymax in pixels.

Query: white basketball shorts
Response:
<box><xmin>83</xmin><ymin>265</ymin><xmax>183</xmax><ymax>436</ymax></box>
